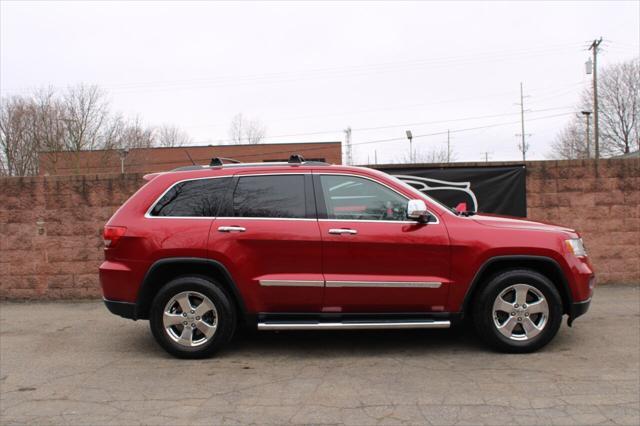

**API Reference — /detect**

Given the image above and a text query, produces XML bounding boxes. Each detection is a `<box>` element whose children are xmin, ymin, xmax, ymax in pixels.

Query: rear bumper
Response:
<box><xmin>104</xmin><ymin>298</ymin><xmax>137</xmax><ymax>320</ymax></box>
<box><xmin>567</xmin><ymin>298</ymin><xmax>591</xmax><ymax>326</ymax></box>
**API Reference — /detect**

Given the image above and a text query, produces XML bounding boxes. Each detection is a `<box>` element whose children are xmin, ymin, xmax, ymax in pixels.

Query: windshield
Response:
<box><xmin>385</xmin><ymin>174</ymin><xmax>458</xmax><ymax>214</ymax></box>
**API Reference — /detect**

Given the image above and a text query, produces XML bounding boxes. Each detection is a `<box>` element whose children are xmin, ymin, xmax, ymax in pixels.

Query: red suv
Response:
<box><xmin>100</xmin><ymin>156</ymin><xmax>595</xmax><ymax>358</ymax></box>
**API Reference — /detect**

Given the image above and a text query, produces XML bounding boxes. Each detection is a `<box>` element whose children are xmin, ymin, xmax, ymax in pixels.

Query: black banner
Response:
<box><xmin>375</xmin><ymin>165</ymin><xmax>527</xmax><ymax>217</ymax></box>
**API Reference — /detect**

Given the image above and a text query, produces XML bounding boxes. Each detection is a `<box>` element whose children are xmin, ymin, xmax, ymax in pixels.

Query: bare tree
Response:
<box><xmin>1</xmin><ymin>84</ymin><xmax>196</xmax><ymax>176</ymax></box>
<box><xmin>117</xmin><ymin>116</ymin><xmax>155</xmax><ymax>149</ymax></box>
<box><xmin>157</xmin><ymin>125</ymin><xmax>191</xmax><ymax>147</ymax></box>
<box><xmin>0</xmin><ymin>96</ymin><xmax>36</xmax><ymax>176</ymax></box>
<box><xmin>61</xmin><ymin>84</ymin><xmax>109</xmax><ymax>152</ymax></box>
<box><xmin>551</xmin><ymin>58</ymin><xmax>639</xmax><ymax>159</ymax></box>
<box><xmin>599</xmin><ymin>58</ymin><xmax>639</xmax><ymax>155</ymax></box>
<box><xmin>228</xmin><ymin>113</ymin><xmax>266</xmax><ymax>144</ymax></box>
<box><xmin>397</xmin><ymin>145</ymin><xmax>454</xmax><ymax>164</ymax></box>
<box><xmin>550</xmin><ymin>117</ymin><xmax>587</xmax><ymax>160</ymax></box>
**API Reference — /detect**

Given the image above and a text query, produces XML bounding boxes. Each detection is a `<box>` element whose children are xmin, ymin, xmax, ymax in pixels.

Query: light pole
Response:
<box><xmin>119</xmin><ymin>149</ymin><xmax>129</xmax><ymax>174</ymax></box>
<box><xmin>581</xmin><ymin>111</ymin><xmax>592</xmax><ymax>159</ymax></box>
<box><xmin>405</xmin><ymin>130</ymin><xmax>413</xmax><ymax>163</ymax></box>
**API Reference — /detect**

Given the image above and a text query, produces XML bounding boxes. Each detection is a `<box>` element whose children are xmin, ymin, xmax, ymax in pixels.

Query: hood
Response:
<box><xmin>471</xmin><ymin>213</ymin><xmax>576</xmax><ymax>234</ymax></box>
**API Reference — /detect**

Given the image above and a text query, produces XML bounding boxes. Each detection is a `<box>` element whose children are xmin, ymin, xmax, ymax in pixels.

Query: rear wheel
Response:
<box><xmin>472</xmin><ymin>269</ymin><xmax>563</xmax><ymax>353</ymax></box>
<box><xmin>149</xmin><ymin>276</ymin><xmax>236</xmax><ymax>358</ymax></box>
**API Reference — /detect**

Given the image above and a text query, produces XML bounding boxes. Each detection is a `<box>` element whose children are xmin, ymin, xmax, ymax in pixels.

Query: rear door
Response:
<box><xmin>208</xmin><ymin>173</ymin><xmax>324</xmax><ymax>313</ymax></box>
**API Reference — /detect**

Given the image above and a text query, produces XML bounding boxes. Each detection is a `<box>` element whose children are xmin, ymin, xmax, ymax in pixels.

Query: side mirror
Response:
<box><xmin>407</xmin><ymin>199</ymin><xmax>431</xmax><ymax>223</ymax></box>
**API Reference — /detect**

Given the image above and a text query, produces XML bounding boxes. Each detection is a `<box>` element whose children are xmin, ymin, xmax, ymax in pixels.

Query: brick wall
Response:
<box><xmin>0</xmin><ymin>174</ymin><xmax>145</xmax><ymax>299</ymax></box>
<box><xmin>525</xmin><ymin>159</ymin><xmax>639</xmax><ymax>284</ymax></box>
<box><xmin>39</xmin><ymin>142</ymin><xmax>342</xmax><ymax>175</ymax></box>
<box><xmin>0</xmin><ymin>158</ymin><xmax>638</xmax><ymax>300</ymax></box>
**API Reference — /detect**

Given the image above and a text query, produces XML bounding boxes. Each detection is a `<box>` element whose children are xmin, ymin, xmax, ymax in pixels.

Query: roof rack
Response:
<box><xmin>170</xmin><ymin>153</ymin><xmax>330</xmax><ymax>172</ymax></box>
<box><xmin>210</xmin><ymin>157</ymin><xmax>242</xmax><ymax>167</ymax></box>
<box><xmin>288</xmin><ymin>154</ymin><xmax>304</xmax><ymax>164</ymax></box>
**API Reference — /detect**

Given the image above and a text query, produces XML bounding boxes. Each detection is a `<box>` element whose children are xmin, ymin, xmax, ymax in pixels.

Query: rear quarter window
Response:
<box><xmin>150</xmin><ymin>177</ymin><xmax>231</xmax><ymax>217</ymax></box>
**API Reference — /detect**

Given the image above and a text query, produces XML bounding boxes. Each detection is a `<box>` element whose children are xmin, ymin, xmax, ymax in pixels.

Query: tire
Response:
<box><xmin>472</xmin><ymin>269</ymin><xmax>563</xmax><ymax>353</ymax></box>
<box><xmin>149</xmin><ymin>276</ymin><xmax>236</xmax><ymax>359</ymax></box>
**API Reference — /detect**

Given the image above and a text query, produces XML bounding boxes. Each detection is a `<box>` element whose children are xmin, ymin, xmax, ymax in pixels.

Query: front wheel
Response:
<box><xmin>472</xmin><ymin>269</ymin><xmax>563</xmax><ymax>353</ymax></box>
<box><xmin>149</xmin><ymin>276</ymin><xmax>236</xmax><ymax>359</ymax></box>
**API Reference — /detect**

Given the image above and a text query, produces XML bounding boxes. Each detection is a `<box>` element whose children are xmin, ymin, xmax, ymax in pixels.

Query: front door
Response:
<box><xmin>209</xmin><ymin>173</ymin><xmax>324</xmax><ymax>313</ymax></box>
<box><xmin>315</xmin><ymin>173</ymin><xmax>450</xmax><ymax>313</ymax></box>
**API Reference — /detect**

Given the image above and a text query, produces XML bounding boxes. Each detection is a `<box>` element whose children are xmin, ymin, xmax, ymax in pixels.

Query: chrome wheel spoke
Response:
<box><xmin>194</xmin><ymin>298</ymin><xmax>215</xmax><ymax>317</ymax></box>
<box><xmin>527</xmin><ymin>299</ymin><xmax>548</xmax><ymax>314</ymax></box>
<box><xmin>163</xmin><ymin>312</ymin><xmax>184</xmax><ymax>327</ymax></box>
<box><xmin>178</xmin><ymin>325</ymin><xmax>194</xmax><ymax>346</ymax></box>
<box><xmin>498</xmin><ymin>316</ymin><xmax>518</xmax><ymax>335</ymax></box>
<box><xmin>513</xmin><ymin>284</ymin><xmax>529</xmax><ymax>306</ymax></box>
<box><xmin>196</xmin><ymin>320</ymin><xmax>217</xmax><ymax>339</ymax></box>
<box><xmin>521</xmin><ymin>317</ymin><xmax>543</xmax><ymax>338</ymax></box>
<box><xmin>176</xmin><ymin>294</ymin><xmax>193</xmax><ymax>313</ymax></box>
<box><xmin>494</xmin><ymin>297</ymin><xmax>514</xmax><ymax>313</ymax></box>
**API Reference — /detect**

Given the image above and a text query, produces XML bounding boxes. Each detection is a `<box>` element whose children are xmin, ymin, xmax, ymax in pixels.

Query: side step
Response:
<box><xmin>257</xmin><ymin>320</ymin><xmax>450</xmax><ymax>331</ymax></box>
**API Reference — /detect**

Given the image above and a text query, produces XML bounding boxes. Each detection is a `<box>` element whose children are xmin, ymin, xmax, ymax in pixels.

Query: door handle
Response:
<box><xmin>218</xmin><ymin>226</ymin><xmax>246</xmax><ymax>233</ymax></box>
<box><xmin>328</xmin><ymin>228</ymin><xmax>357</xmax><ymax>235</ymax></box>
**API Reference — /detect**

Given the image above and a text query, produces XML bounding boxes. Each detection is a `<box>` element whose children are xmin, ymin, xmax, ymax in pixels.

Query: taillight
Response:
<box><xmin>103</xmin><ymin>226</ymin><xmax>127</xmax><ymax>248</ymax></box>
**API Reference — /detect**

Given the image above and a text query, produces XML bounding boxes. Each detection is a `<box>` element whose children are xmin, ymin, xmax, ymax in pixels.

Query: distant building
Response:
<box><xmin>38</xmin><ymin>141</ymin><xmax>342</xmax><ymax>175</ymax></box>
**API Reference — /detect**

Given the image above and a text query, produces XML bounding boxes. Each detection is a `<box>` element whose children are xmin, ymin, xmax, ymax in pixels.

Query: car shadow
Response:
<box><xmin>225</xmin><ymin>326</ymin><xmax>485</xmax><ymax>357</ymax></box>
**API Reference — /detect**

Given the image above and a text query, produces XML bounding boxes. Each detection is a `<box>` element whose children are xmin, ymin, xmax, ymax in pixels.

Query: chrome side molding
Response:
<box><xmin>258</xmin><ymin>280</ymin><xmax>442</xmax><ymax>288</ymax></box>
<box><xmin>259</xmin><ymin>280</ymin><xmax>324</xmax><ymax>287</ymax></box>
<box><xmin>257</xmin><ymin>320</ymin><xmax>450</xmax><ymax>331</ymax></box>
<box><xmin>325</xmin><ymin>281</ymin><xmax>442</xmax><ymax>288</ymax></box>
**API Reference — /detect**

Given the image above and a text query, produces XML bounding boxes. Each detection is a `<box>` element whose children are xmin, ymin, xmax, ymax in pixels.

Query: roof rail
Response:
<box><xmin>210</xmin><ymin>157</ymin><xmax>241</xmax><ymax>167</ymax></box>
<box><xmin>288</xmin><ymin>154</ymin><xmax>305</xmax><ymax>164</ymax></box>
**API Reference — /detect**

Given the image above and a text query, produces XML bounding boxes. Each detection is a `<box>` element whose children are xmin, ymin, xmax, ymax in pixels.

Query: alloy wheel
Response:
<box><xmin>492</xmin><ymin>284</ymin><xmax>549</xmax><ymax>341</ymax></box>
<box><xmin>163</xmin><ymin>291</ymin><xmax>218</xmax><ymax>347</ymax></box>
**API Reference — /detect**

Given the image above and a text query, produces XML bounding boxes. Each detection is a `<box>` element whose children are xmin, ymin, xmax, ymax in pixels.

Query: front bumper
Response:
<box><xmin>104</xmin><ymin>298</ymin><xmax>137</xmax><ymax>320</ymax></box>
<box><xmin>567</xmin><ymin>298</ymin><xmax>591</xmax><ymax>326</ymax></box>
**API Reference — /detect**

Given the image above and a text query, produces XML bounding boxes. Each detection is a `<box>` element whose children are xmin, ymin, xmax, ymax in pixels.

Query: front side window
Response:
<box><xmin>320</xmin><ymin>175</ymin><xmax>408</xmax><ymax>221</ymax></box>
<box><xmin>150</xmin><ymin>177</ymin><xmax>230</xmax><ymax>217</ymax></box>
<box><xmin>233</xmin><ymin>175</ymin><xmax>306</xmax><ymax>218</ymax></box>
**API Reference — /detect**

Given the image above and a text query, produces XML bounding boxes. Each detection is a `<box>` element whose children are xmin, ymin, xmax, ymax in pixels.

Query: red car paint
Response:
<box><xmin>100</xmin><ymin>164</ymin><xmax>594</xmax><ymax>320</ymax></box>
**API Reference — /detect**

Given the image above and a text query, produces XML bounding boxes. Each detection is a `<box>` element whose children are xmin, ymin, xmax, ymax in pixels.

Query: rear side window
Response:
<box><xmin>150</xmin><ymin>177</ymin><xmax>231</xmax><ymax>217</ymax></box>
<box><xmin>232</xmin><ymin>175</ymin><xmax>306</xmax><ymax>218</ymax></box>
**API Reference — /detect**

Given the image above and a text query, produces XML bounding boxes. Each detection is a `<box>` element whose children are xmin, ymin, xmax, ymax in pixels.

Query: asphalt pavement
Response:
<box><xmin>1</xmin><ymin>285</ymin><xmax>638</xmax><ymax>425</ymax></box>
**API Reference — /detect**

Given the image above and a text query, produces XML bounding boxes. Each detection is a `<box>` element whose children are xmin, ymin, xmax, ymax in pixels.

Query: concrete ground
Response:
<box><xmin>1</xmin><ymin>285</ymin><xmax>638</xmax><ymax>426</ymax></box>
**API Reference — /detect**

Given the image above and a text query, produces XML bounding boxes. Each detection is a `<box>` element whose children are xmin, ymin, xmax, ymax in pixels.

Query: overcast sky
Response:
<box><xmin>1</xmin><ymin>1</ymin><xmax>638</xmax><ymax>164</ymax></box>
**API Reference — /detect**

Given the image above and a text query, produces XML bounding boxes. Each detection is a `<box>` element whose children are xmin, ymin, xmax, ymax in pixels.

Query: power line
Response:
<box><xmin>2</xmin><ymin>42</ymin><xmax>586</xmax><ymax>95</ymax></box>
<box><xmin>122</xmin><ymin>111</ymin><xmax>573</xmax><ymax>168</ymax></box>
<box><xmin>187</xmin><ymin>106</ymin><xmax>575</xmax><ymax>145</ymax></box>
<box><xmin>180</xmin><ymin>82</ymin><xmax>582</xmax><ymax>131</ymax></box>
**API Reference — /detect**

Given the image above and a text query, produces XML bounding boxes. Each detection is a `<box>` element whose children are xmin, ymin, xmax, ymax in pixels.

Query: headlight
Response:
<box><xmin>565</xmin><ymin>238</ymin><xmax>587</xmax><ymax>257</ymax></box>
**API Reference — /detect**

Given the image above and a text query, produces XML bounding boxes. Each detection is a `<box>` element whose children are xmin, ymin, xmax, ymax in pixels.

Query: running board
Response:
<box><xmin>257</xmin><ymin>320</ymin><xmax>451</xmax><ymax>331</ymax></box>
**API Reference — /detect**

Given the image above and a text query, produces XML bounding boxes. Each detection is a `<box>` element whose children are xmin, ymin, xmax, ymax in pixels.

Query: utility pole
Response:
<box><xmin>481</xmin><ymin>152</ymin><xmax>491</xmax><ymax>162</ymax></box>
<box><xmin>517</xmin><ymin>82</ymin><xmax>529</xmax><ymax>162</ymax></box>
<box><xmin>581</xmin><ymin>110</ymin><xmax>592</xmax><ymax>158</ymax></box>
<box><xmin>446</xmin><ymin>129</ymin><xmax>451</xmax><ymax>163</ymax></box>
<box><xmin>344</xmin><ymin>127</ymin><xmax>352</xmax><ymax>165</ymax></box>
<box><xmin>588</xmin><ymin>38</ymin><xmax>603</xmax><ymax>160</ymax></box>
<box><xmin>374</xmin><ymin>150</ymin><xmax>378</xmax><ymax>165</ymax></box>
